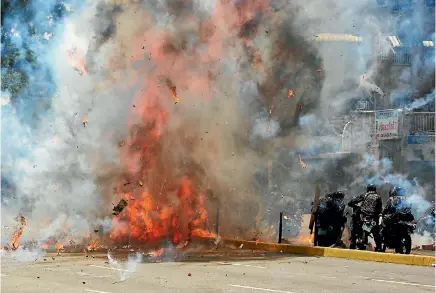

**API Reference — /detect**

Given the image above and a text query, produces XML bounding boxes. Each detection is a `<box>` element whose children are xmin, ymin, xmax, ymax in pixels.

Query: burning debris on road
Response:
<box><xmin>10</xmin><ymin>216</ymin><xmax>26</xmax><ymax>250</ymax></box>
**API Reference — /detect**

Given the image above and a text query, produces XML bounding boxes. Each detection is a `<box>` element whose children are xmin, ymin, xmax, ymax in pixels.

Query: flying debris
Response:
<box><xmin>112</xmin><ymin>199</ymin><xmax>128</xmax><ymax>216</ymax></box>
<box><xmin>298</xmin><ymin>154</ymin><xmax>307</xmax><ymax>169</ymax></box>
<box><xmin>82</xmin><ymin>116</ymin><xmax>88</xmax><ymax>127</ymax></box>
<box><xmin>165</xmin><ymin>78</ymin><xmax>180</xmax><ymax>104</ymax></box>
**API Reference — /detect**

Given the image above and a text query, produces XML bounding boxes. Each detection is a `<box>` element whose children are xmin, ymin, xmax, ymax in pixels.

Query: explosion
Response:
<box><xmin>1</xmin><ymin>0</ymin><xmax>433</xmax><ymax>254</ymax></box>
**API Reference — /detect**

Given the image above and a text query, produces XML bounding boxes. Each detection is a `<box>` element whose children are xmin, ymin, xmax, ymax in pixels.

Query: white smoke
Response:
<box><xmin>2</xmin><ymin>247</ymin><xmax>45</xmax><ymax>263</ymax></box>
<box><xmin>107</xmin><ymin>252</ymin><xmax>143</xmax><ymax>282</ymax></box>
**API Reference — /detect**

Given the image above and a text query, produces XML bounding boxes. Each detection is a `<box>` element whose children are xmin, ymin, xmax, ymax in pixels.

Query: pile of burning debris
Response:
<box><xmin>4</xmin><ymin>195</ymin><xmax>217</xmax><ymax>258</ymax></box>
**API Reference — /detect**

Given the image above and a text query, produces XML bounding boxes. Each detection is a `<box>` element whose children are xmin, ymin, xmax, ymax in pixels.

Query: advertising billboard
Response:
<box><xmin>375</xmin><ymin>110</ymin><xmax>399</xmax><ymax>140</ymax></box>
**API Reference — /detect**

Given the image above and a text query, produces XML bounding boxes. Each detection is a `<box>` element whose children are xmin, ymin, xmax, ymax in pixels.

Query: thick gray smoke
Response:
<box><xmin>1</xmin><ymin>0</ymin><xmax>433</xmax><ymax>251</ymax></box>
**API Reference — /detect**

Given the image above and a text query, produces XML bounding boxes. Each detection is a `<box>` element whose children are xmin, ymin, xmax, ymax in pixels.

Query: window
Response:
<box><xmin>427</xmin><ymin>0</ymin><xmax>435</xmax><ymax>8</ymax></box>
<box><xmin>356</xmin><ymin>100</ymin><xmax>369</xmax><ymax>110</ymax></box>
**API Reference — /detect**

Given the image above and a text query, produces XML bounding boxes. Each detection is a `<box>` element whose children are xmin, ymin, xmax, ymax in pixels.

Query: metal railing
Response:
<box><xmin>405</xmin><ymin>112</ymin><xmax>435</xmax><ymax>134</ymax></box>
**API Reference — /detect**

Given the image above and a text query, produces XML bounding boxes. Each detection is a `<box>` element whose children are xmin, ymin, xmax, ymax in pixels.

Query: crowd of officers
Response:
<box><xmin>314</xmin><ymin>184</ymin><xmax>431</xmax><ymax>251</ymax></box>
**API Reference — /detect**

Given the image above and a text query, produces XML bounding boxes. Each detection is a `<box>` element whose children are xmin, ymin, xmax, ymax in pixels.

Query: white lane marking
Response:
<box><xmin>76</xmin><ymin>272</ymin><xmax>110</xmax><ymax>278</ymax></box>
<box><xmin>371</xmin><ymin>279</ymin><xmax>435</xmax><ymax>288</ymax></box>
<box><xmin>233</xmin><ymin>263</ymin><xmax>267</xmax><ymax>269</ymax></box>
<box><xmin>229</xmin><ymin>284</ymin><xmax>294</xmax><ymax>293</ymax></box>
<box><xmin>214</xmin><ymin>262</ymin><xmax>266</xmax><ymax>269</ymax></box>
<box><xmin>85</xmin><ymin>289</ymin><xmax>110</xmax><ymax>293</ymax></box>
<box><xmin>45</xmin><ymin>268</ymin><xmax>71</xmax><ymax>272</ymax></box>
<box><xmin>89</xmin><ymin>265</ymin><xmax>131</xmax><ymax>272</ymax></box>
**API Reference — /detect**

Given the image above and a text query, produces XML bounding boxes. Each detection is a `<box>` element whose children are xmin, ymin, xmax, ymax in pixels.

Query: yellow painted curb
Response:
<box><xmin>211</xmin><ymin>237</ymin><xmax>435</xmax><ymax>267</ymax></box>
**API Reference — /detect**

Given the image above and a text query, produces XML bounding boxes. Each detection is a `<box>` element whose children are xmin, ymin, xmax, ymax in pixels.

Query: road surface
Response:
<box><xmin>1</xmin><ymin>250</ymin><xmax>434</xmax><ymax>293</ymax></box>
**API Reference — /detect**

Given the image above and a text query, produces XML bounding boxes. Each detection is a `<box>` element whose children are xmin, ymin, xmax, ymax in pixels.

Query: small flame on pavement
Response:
<box><xmin>88</xmin><ymin>240</ymin><xmax>99</xmax><ymax>251</ymax></box>
<box><xmin>297</xmin><ymin>233</ymin><xmax>314</xmax><ymax>244</ymax></box>
<box><xmin>11</xmin><ymin>216</ymin><xmax>26</xmax><ymax>250</ymax></box>
<box><xmin>288</xmin><ymin>89</ymin><xmax>294</xmax><ymax>98</ymax></box>
<box><xmin>148</xmin><ymin>247</ymin><xmax>164</xmax><ymax>257</ymax></box>
<box><xmin>55</xmin><ymin>241</ymin><xmax>64</xmax><ymax>255</ymax></box>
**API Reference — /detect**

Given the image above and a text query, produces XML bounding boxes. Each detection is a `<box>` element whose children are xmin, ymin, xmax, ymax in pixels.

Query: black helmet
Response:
<box><xmin>331</xmin><ymin>191</ymin><xmax>345</xmax><ymax>199</ymax></box>
<box><xmin>366</xmin><ymin>184</ymin><xmax>376</xmax><ymax>192</ymax></box>
<box><xmin>389</xmin><ymin>186</ymin><xmax>405</xmax><ymax>197</ymax></box>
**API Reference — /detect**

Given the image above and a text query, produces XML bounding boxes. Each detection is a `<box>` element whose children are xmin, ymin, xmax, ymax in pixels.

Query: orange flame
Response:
<box><xmin>67</xmin><ymin>48</ymin><xmax>87</xmax><ymax>75</ymax></box>
<box><xmin>87</xmin><ymin>240</ymin><xmax>99</xmax><ymax>251</ymax></box>
<box><xmin>148</xmin><ymin>247</ymin><xmax>164</xmax><ymax>257</ymax></box>
<box><xmin>11</xmin><ymin>216</ymin><xmax>26</xmax><ymax>250</ymax></box>
<box><xmin>165</xmin><ymin>79</ymin><xmax>180</xmax><ymax>104</ymax></box>
<box><xmin>191</xmin><ymin>228</ymin><xmax>216</xmax><ymax>238</ymax></box>
<box><xmin>298</xmin><ymin>154</ymin><xmax>307</xmax><ymax>169</ymax></box>
<box><xmin>170</xmin><ymin>88</ymin><xmax>180</xmax><ymax>104</ymax></box>
<box><xmin>11</xmin><ymin>227</ymin><xmax>24</xmax><ymax>250</ymax></box>
<box><xmin>105</xmin><ymin>0</ymin><xmax>277</xmax><ymax>247</ymax></box>
<box><xmin>297</xmin><ymin>233</ymin><xmax>314</xmax><ymax>244</ymax></box>
<box><xmin>55</xmin><ymin>241</ymin><xmax>64</xmax><ymax>254</ymax></box>
<box><xmin>288</xmin><ymin>89</ymin><xmax>294</xmax><ymax>98</ymax></box>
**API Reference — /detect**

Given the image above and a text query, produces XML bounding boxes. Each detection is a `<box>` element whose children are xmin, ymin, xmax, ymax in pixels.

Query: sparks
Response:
<box><xmin>298</xmin><ymin>154</ymin><xmax>307</xmax><ymax>169</ymax></box>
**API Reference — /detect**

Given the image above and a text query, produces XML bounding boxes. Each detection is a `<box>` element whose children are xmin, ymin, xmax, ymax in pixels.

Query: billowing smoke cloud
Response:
<box><xmin>1</xmin><ymin>0</ymin><xmax>434</xmax><ymax>251</ymax></box>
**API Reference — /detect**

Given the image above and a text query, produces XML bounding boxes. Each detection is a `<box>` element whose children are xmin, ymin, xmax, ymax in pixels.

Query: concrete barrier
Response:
<box><xmin>210</xmin><ymin>237</ymin><xmax>435</xmax><ymax>267</ymax></box>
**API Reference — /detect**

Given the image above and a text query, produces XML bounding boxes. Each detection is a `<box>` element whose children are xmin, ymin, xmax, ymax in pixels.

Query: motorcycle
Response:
<box><xmin>314</xmin><ymin>224</ymin><xmax>345</xmax><ymax>247</ymax></box>
<box><xmin>356</xmin><ymin>214</ymin><xmax>377</xmax><ymax>250</ymax></box>
<box><xmin>381</xmin><ymin>220</ymin><xmax>416</xmax><ymax>254</ymax></box>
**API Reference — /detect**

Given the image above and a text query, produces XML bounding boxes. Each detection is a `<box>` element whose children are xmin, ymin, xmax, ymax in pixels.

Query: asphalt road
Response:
<box><xmin>1</xmin><ymin>251</ymin><xmax>435</xmax><ymax>293</ymax></box>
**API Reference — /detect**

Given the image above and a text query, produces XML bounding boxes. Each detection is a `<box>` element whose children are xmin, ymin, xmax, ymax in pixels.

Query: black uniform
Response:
<box><xmin>316</xmin><ymin>192</ymin><xmax>346</xmax><ymax>247</ymax></box>
<box><xmin>381</xmin><ymin>187</ymin><xmax>414</xmax><ymax>237</ymax></box>
<box><xmin>348</xmin><ymin>185</ymin><xmax>382</xmax><ymax>250</ymax></box>
<box><xmin>349</xmin><ymin>191</ymin><xmax>383</xmax><ymax>218</ymax></box>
